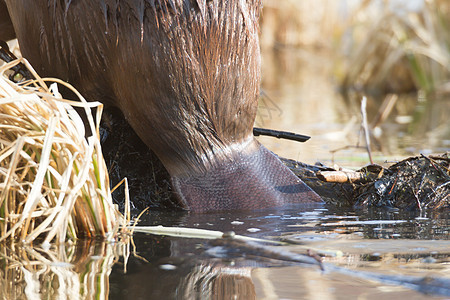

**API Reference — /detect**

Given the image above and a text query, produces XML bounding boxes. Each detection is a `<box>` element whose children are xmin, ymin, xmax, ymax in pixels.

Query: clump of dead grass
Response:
<box><xmin>0</xmin><ymin>58</ymin><xmax>126</xmax><ymax>244</ymax></box>
<box><xmin>341</xmin><ymin>0</ymin><xmax>450</xmax><ymax>94</ymax></box>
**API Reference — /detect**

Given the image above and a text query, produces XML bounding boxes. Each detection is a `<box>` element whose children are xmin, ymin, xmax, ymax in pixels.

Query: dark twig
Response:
<box><xmin>0</xmin><ymin>40</ymin><xmax>34</xmax><ymax>82</ymax></box>
<box><xmin>421</xmin><ymin>153</ymin><xmax>450</xmax><ymax>180</ymax></box>
<box><xmin>253</xmin><ymin>127</ymin><xmax>310</xmax><ymax>143</ymax></box>
<box><xmin>429</xmin><ymin>154</ymin><xmax>450</xmax><ymax>163</ymax></box>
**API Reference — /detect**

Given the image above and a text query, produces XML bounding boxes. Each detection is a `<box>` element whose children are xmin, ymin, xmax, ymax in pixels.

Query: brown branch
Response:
<box><xmin>316</xmin><ymin>170</ymin><xmax>374</xmax><ymax>184</ymax></box>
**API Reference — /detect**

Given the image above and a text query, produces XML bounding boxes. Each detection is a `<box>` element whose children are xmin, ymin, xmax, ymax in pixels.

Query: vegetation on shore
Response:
<box><xmin>0</xmin><ymin>57</ymin><xmax>126</xmax><ymax>243</ymax></box>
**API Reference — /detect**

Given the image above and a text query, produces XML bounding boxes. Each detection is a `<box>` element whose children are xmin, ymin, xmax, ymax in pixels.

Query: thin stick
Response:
<box><xmin>316</xmin><ymin>170</ymin><xmax>374</xmax><ymax>183</ymax></box>
<box><xmin>130</xmin><ymin>225</ymin><xmax>284</xmax><ymax>245</ymax></box>
<box><xmin>253</xmin><ymin>127</ymin><xmax>310</xmax><ymax>143</ymax></box>
<box><xmin>361</xmin><ymin>96</ymin><xmax>373</xmax><ymax>164</ymax></box>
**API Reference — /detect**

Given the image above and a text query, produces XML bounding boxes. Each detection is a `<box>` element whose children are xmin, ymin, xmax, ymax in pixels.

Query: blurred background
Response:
<box><xmin>256</xmin><ymin>0</ymin><xmax>450</xmax><ymax>167</ymax></box>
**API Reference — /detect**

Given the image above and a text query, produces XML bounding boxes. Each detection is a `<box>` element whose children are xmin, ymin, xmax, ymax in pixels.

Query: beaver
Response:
<box><xmin>0</xmin><ymin>1</ymin><xmax>14</xmax><ymax>42</ymax></box>
<box><xmin>1</xmin><ymin>0</ymin><xmax>322</xmax><ymax>212</ymax></box>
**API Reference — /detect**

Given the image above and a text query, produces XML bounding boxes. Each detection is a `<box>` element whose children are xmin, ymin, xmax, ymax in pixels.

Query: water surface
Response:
<box><xmin>257</xmin><ymin>47</ymin><xmax>450</xmax><ymax>168</ymax></box>
<box><xmin>107</xmin><ymin>206</ymin><xmax>450</xmax><ymax>299</ymax></box>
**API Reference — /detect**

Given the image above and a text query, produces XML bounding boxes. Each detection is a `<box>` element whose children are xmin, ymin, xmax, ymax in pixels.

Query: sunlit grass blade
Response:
<box><xmin>0</xmin><ymin>57</ymin><xmax>126</xmax><ymax>243</ymax></box>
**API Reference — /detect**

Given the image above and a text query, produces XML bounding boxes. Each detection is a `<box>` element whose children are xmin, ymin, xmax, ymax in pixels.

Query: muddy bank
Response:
<box><xmin>285</xmin><ymin>153</ymin><xmax>449</xmax><ymax>210</ymax></box>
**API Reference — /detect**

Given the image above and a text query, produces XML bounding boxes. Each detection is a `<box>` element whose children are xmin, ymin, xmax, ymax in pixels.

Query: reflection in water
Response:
<box><xmin>0</xmin><ymin>239</ymin><xmax>128</xmax><ymax>299</ymax></box>
<box><xmin>1</xmin><ymin>206</ymin><xmax>448</xmax><ymax>299</ymax></box>
<box><xmin>179</xmin><ymin>264</ymin><xmax>255</xmax><ymax>299</ymax></box>
<box><xmin>107</xmin><ymin>207</ymin><xmax>449</xmax><ymax>299</ymax></box>
<box><xmin>258</xmin><ymin>47</ymin><xmax>450</xmax><ymax>167</ymax></box>
<box><xmin>108</xmin><ymin>234</ymin><xmax>261</xmax><ymax>299</ymax></box>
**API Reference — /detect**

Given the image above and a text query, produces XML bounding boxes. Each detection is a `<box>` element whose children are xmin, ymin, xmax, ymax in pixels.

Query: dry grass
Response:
<box><xmin>260</xmin><ymin>0</ymin><xmax>342</xmax><ymax>48</ymax></box>
<box><xmin>259</xmin><ymin>0</ymin><xmax>450</xmax><ymax>95</ymax></box>
<box><xmin>0</xmin><ymin>57</ymin><xmax>125</xmax><ymax>244</ymax></box>
<box><xmin>341</xmin><ymin>0</ymin><xmax>450</xmax><ymax>94</ymax></box>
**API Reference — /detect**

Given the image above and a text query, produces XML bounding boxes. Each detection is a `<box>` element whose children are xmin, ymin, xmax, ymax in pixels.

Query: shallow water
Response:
<box><xmin>106</xmin><ymin>206</ymin><xmax>449</xmax><ymax>299</ymax></box>
<box><xmin>2</xmin><ymin>206</ymin><xmax>448</xmax><ymax>299</ymax></box>
<box><xmin>257</xmin><ymin>47</ymin><xmax>450</xmax><ymax>168</ymax></box>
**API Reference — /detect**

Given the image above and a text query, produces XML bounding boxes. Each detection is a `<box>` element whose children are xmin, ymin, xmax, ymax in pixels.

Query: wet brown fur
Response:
<box><xmin>4</xmin><ymin>0</ymin><xmax>261</xmax><ymax>177</ymax></box>
<box><xmin>0</xmin><ymin>1</ymin><xmax>15</xmax><ymax>41</ymax></box>
<box><xmin>3</xmin><ymin>0</ymin><xmax>323</xmax><ymax>211</ymax></box>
